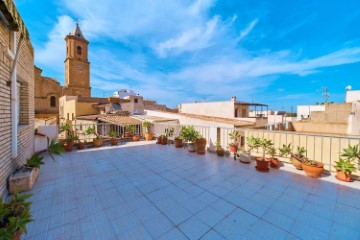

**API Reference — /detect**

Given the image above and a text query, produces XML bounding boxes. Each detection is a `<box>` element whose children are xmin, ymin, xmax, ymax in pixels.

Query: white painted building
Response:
<box><xmin>113</xmin><ymin>89</ymin><xmax>140</xmax><ymax>99</ymax></box>
<box><xmin>297</xmin><ymin>105</ymin><xmax>325</xmax><ymax>120</ymax></box>
<box><xmin>345</xmin><ymin>90</ymin><xmax>360</xmax><ymax>103</ymax></box>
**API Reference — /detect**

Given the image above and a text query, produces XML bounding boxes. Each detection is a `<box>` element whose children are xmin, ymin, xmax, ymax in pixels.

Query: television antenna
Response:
<box><xmin>321</xmin><ymin>87</ymin><xmax>330</xmax><ymax>103</ymax></box>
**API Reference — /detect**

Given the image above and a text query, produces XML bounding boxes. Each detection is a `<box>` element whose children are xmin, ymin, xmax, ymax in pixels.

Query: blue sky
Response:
<box><xmin>17</xmin><ymin>0</ymin><xmax>360</xmax><ymax>110</ymax></box>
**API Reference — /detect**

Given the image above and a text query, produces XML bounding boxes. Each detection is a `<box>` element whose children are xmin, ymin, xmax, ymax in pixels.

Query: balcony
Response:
<box><xmin>22</xmin><ymin>135</ymin><xmax>360</xmax><ymax>239</ymax></box>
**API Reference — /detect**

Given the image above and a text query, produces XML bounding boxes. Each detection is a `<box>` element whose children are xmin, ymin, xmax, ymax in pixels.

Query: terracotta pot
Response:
<box><xmin>188</xmin><ymin>143</ymin><xmax>196</xmax><ymax>152</ymax></box>
<box><xmin>291</xmin><ymin>155</ymin><xmax>303</xmax><ymax>170</ymax></box>
<box><xmin>255</xmin><ymin>157</ymin><xmax>270</xmax><ymax>171</ymax></box>
<box><xmin>302</xmin><ymin>162</ymin><xmax>324</xmax><ymax>178</ymax></box>
<box><xmin>270</xmin><ymin>158</ymin><xmax>280</xmax><ymax>168</ymax></box>
<box><xmin>63</xmin><ymin>141</ymin><xmax>74</xmax><ymax>152</ymax></box>
<box><xmin>216</xmin><ymin>148</ymin><xmax>225</xmax><ymax>156</ymax></box>
<box><xmin>133</xmin><ymin>135</ymin><xmax>140</xmax><ymax>141</ymax></box>
<box><xmin>336</xmin><ymin>170</ymin><xmax>352</xmax><ymax>182</ymax></box>
<box><xmin>174</xmin><ymin>139</ymin><xmax>183</xmax><ymax>148</ymax></box>
<box><xmin>229</xmin><ymin>145</ymin><xmax>238</xmax><ymax>153</ymax></box>
<box><xmin>195</xmin><ymin>138</ymin><xmax>207</xmax><ymax>154</ymax></box>
<box><xmin>93</xmin><ymin>138</ymin><xmax>103</xmax><ymax>147</ymax></box>
<box><xmin>161</xmin><ymin>138</ymin><xmax>168</xmax><ymax>145</ymax></box>
<box><xmin>13</xmin><ymin>230</ymin><xmax>22</xmax><ymax>240</ymax></box>
<box><xmin>77</xmin><ymin>142</ymin><xmax>85</xmax><ymax>150</ymax></box>
<box><xmin>145</xmin><ymin>132</ymin><xmax>153</xmax><ymax>141</ymax></box>
<box><xmin>124</xmin><ymin>131</ymin><xmax>131</xmax><ymax>138</ymax></box>
<box><xmin>156</xmin><ymin>137</ymin><xmax>161</xmax><ymax>144</ymax></box>
<box><xmin>110</xmin><ymin>138</ymin><xmax>117</xmax><ymax>145</ymax></box>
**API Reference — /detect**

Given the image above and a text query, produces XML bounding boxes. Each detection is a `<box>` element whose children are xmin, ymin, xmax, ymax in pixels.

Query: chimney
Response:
<box><xmin>231</xmin><ymin>96</ymin><xmax>236</xmax><ymax>101</ymax></box>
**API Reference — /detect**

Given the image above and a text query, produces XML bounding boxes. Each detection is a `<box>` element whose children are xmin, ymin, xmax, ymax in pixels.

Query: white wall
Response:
<box><xmin>145</xmin><ymin>110</ymin><xmax>234</xmax><ymax>128</ymax></box>
<box><xmin>345</xmin><ymin>90</ymin><xmax>360</xmax><ymax>103</ymax></box>
<box><xmin>297</xmin><ymin>105</ymin><xmax>325</xmax><ymax>120</ymax></box>
<box><xmin>179</xmin><ymin>101</ymin><xmax>235</xmax><ymax>118</ymax></box>
<box><xmin>348</xmin><ymin>101</ymin><xmax>360</xmax><ymax>135</ymax></box>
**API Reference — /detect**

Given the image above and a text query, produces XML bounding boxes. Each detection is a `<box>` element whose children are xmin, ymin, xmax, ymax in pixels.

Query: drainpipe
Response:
<box><xmin>10</xmin><ymin>32</ymin><xmax>24</xmax><ymax>159</ymax></box>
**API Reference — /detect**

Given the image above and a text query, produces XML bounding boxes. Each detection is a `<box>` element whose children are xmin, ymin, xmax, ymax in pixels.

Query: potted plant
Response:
<box><xmin>228</xmin><ymin>131</ymin><xmax>240</xmax><ymax>156</ymax></box>
<box><xmin>156</xmin><ymin>136</ymin><xmax>161</xmax><ymax>144</ymax></box>
<box><xmin>291</xmin><ymin>146</ymin><xmax>306</xmax><ymax>170</ymax></box>
<box><xmin>124</xmin><ymin>125</ymin><xmax>132</xmax><ymax>138</ymax></box>
<box><xmin>9</xmin><ymin>138</ymin><xmax>62</xmax><ymax>194</ymax></box>
<box><xmin>341</xmin><ymin>144</ymin><xmax>360</xmax><ymax>169</ymax></box>
<box><xmin>302</xmin><ymin>159</ymin><xmax>324</xmax><ymax>178</ymax></box>
<box><xmin>0</xmin><ymin>191</ymin><xmax>32</xmax><ymax>240</ymax></box>
<box><xmin>181</xmin><ymin>126</ymin><xmax>199</xmax><ymax>152</ymax></box>
<box><xmin>215</xmin><ymin>141</ymin><xmax>225</xmax><ymax>156</ymax></box>
<box><xmin>278</xmin><ymin>143</ymin><xmax>291</xmax><ymax>159</ymax></box>
<box><xmin>335</xmin><ymin>158</ymin><xmax>356</xmax><ymax>182</ymax></box>
<box><xmin>195</xmin><ymin>134</ymin><xmax>207</xmax><ymax>155</ymax></box>
<box><xmin>126</xmin><ymin>125</ymin><xmax>140</xmax><ymax>141</ymax></box>
<box><xmin>267</xmin><ymin>147</ymin><xmax>280</xmax><ymax>168</ymax></box>
<box><xmin>336</xmin><ymin>144</ymin><xmax>360</xmax><ymax>182</ymax></box>
<box><xmin>60</xmin><ymin>123</ymin><xmax>74</xmax><ymax>149</ymax></box>
<box><xmin>73</xmin><ymin>135</ymin><xmax>85</xmax><ymax>150</ymax></box>
<box><xmin>85</xmin><ymin>125</ymin><xmax>103</xmax><ymax>147</ymax></box>
<box><xmin>63</xmin><ymin>137</ymin><xmax>74</xmax><ymax>152</ymax></box>
<box><xmin>108</xmin><ymin>130</ymin><xmax>118</xmax><ymax>145</ymax></box>
<box><xmin>174</xmin><ymin>136</ymin><xmax>183</xmax><ymax>148</ymax></box>
<box><xmin>246</xmin><ymin>136</ymin><xmax>260</xmax><ymax>159</ymax></box>
<box><xmin>255</xmin><ymin>138</ymin><xmax>273</xmax><ymax>171</ymax></box>
<box><xmin>142</xmin><ymin>121</ymin><xmax>153</xmax><ymax>141</ymax></box>
<box><xmin>160</xmin><ymin>135</ymin><xmax>168</xmax><ymax>145</ymax></box>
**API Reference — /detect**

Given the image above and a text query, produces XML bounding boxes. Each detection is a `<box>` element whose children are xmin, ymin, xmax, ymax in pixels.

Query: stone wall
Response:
<box><xmin>34</xmin><ymin>66</ymin><xmax>63</xmax><ymax>114</ymax></box>
<box><xmin>0</xmin><ymin>14</ymin><xmax>35</xmax><ymax>197</ymax></box>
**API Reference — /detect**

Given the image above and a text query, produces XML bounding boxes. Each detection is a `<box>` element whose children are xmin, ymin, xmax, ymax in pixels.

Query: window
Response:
<box><xmin>50</xmin><ymin>96</ymin><xmax>56</xmax><ymax>107</ymax></box>
<box><xmin>67</xmin><ymin>113</ymin><xmax>69</xmax><ymax>120</ymax></box>
<box><xmin>134</xmin><ymin>98</ymin><xmax>138</xmax><ymax>103</ymax></box>
<box><xmin>77</xmin><ymin>46</ymin><xmax>82</xmax><ymax>55</ymax></box>
<box><xmin>72</xmin><ymin>113</ymin><xmax>74</xmax><ymax>121</ymax></box>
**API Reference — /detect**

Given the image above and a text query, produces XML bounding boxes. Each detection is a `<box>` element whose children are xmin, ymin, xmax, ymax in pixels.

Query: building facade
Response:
<box><xmin>34</xmin><ymin>66</ymin><xmax>63</xmax><ymax>114</ymax></box>
<box><xmin>0</xmin><ymin>0</ymin><xmax>35</xmax><ymax>198</ymax></box>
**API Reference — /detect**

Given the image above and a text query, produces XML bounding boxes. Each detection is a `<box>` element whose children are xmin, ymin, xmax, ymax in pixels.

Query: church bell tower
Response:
<box><xmin>63</xmin><ymin>23</ymin><xmax>91</xmax><ymax>97</ymax></box>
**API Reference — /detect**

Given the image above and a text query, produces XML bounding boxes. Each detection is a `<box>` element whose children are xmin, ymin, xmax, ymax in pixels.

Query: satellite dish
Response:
<box><xmin>346</xmin><ymin>85</ymin><xmax>352</xmax><ymax>91</ymax></box>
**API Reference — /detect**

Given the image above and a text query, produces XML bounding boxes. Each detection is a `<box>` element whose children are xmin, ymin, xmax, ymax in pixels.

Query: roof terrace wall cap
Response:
<box><xmin>235</xmin><ymin>101</ymin><xmax>268</xmax><ymax>107</ymax></box>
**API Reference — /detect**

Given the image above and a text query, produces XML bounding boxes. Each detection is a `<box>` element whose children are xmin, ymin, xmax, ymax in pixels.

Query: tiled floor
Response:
<box><xmin>23</xmin><ymin>141</ymin><xmax>360</xmax><ymax>240</ymax></box>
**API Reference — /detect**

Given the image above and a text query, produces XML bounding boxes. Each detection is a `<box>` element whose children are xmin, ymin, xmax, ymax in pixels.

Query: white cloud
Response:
<box><xmin>236</xmin><ymin>18</ymin><xmax>258</xmax><ymax>42</ymax></box>
<box><xmin>156</xmin><ymin>16</ymin><xmax>219</xmax><ymax>57</ymax></box>
<box><xmin>35</xmin><ymin>16</ymin><xmax>74</xmax><ymax>73</ymax></box>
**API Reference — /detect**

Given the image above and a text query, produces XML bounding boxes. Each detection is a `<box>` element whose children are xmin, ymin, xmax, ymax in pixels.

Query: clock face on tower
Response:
<box><xmin>77</xmin><ymin>64</ymin><xmax>83</xmax><ymax>71</ymax></box>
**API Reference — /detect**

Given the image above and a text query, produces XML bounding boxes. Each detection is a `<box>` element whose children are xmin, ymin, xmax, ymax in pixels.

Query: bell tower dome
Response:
<box><xmin>63</xmin><ymin>23</ymin><xmax>91</xmax><ymax>97</ymax></box>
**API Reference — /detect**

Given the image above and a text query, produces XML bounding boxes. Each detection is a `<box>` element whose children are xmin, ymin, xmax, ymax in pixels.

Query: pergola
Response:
<box><xmin>235</xmin><ymin>102</ymin><xmax>269</xmax><ymax>118</ymax></box>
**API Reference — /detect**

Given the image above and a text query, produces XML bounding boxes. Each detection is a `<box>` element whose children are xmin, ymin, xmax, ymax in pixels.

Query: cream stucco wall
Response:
<box><xmin>179</xmin><ymin>101</ymin><xmax>235</xmax><ymax>118</ymax></box>
<box><xmin>297</xmin><ymin>105</ymin><xmax>325</xmax><ymax>120</ymax></box>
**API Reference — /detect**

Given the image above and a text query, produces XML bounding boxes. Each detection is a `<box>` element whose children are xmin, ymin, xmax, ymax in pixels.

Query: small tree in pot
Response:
<box><xmin>228</xmin><ymin>131</ymin><xmax>240</xmax><ymax>156</ymax></box>
<box><xmin>85</xmin><ymin>125</ymin><xmax>103</xmax><ymax>147</ymax></box>
<box><xmin>127</xmin><ymin>125</ymin><xmax>140</xmax><ymax>141</ymax></box>
<box><xmin>255</xmin><ymin>138</ymin><xmax>273</xmax><ymax>171</ymax></box>
<box><xmin>60</xmin><ymin>123</ymin><xmax>74</xmax><ymax>151</ymax></box>
<box><xmin>246</xmin><ymin>136</ymin><xmax>260</xmax><ymax>157</ymax></box>
<box><xmin>142</xmin><ymin>121</ymin><xmax>153</xmax><ymax>141</ymax></box>
<box><xmin>108</xmin><ymin>130</ymin><xmax>118</xmax><ymax>145</ymax></box>
<box><xmin>181</xmin><ymin>126</ymin><xmax>199</xmax><ymax>152</ymax></box>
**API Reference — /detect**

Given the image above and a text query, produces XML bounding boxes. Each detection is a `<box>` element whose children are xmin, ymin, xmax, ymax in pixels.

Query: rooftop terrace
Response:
<box><xmin>22</xmin><ymin>141</ymin><xmax>360</xmax><ymax>240</ymax></box>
